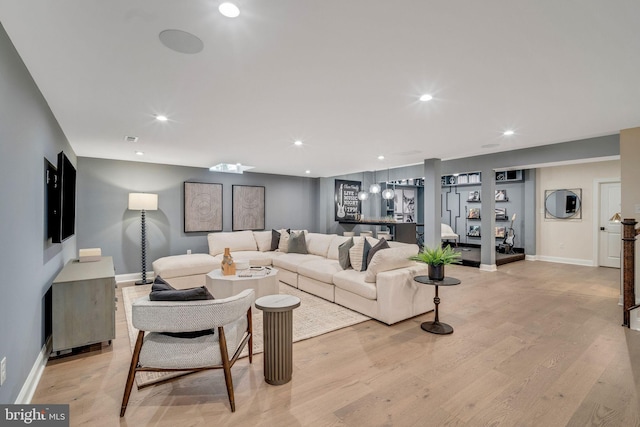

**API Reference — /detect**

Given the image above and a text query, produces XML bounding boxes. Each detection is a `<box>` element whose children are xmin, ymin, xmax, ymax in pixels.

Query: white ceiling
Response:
<box><xmin>1</xmin><ymin>1</ymin><xmax>638</xmax><ymax>177</ymax></box>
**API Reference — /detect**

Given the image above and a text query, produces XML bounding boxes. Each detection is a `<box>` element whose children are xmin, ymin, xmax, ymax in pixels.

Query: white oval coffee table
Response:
<box><xmin>205</xmin><ymin>267</ymin><xmax>279</xmax><ymax>299</ymax></box>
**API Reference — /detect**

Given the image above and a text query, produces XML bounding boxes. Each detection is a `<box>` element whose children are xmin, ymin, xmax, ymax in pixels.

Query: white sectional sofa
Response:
<box><xmin>152</xmin><ymin>230</ymin><xmax>435</xmax><ymax>325</ymax></box>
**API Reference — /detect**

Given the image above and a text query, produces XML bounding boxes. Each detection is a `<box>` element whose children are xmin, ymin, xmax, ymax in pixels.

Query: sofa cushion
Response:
<box><xmin>367</xmin><ymin>238</ymin><xmax>390</xmax><ymax>267</ymax></box>
<box><xmin>272</xmin><ymin>253</ymin><xmax>324</xmax><ymax>273</ymax></box>
<box><xmin>349</xmin><ymin>238</ymin><xmax>365</xmax><ymax>271</ymax></box>
<box><xmin>288</xmin><ymin>230</ymin><xmax>308</xmax><ymax>254</ymax></box>
<box><xmin>364</xmin><ymin>244</ymin><xmax>420</xmax><ymax>283</ymax></box>
<box><xmin>208</xmin><ymin>230</ymin><xmax>257</xmax><ymax>256</ymax></box>
<box><xmin>360</xmin><ymin>238</ymin><xmax>373</xmax><ymax>271</ymax></box>
<box><xmin>271</xmin><ymin>228</ymin><xmax>289</xmax><ymax>251</ymax></box>
<box><xmin>149</xmin><ymin>277</ymin><xmax>214</xmax><ymax>301</ymax></box>
<box><xmin>152</xmin><ymin>254</ymin><xmax>218</xmax><ymax>279</ymax></box>
<box><xmin>333</xmin><ymin>270</ymin><xmax>377</xmax><ymax>300</ymax></box>
<box><xmin>253</xmin><ymin>230</ymin><xmax>272</xmax><ymax>252</ymax></box>
<box><xmin>327</xmin><ymin>235</ymin><xmax>351</xmax><ymax>260</ymax></box>
<box><xmin>305</xmin><ymin>233</ymin><xmax>335</xmax><ymax>257</ymax></box>
<box><xmin>298</xmin><ymin>259</ymin><xmax>343</xmax><ymax>284</ymax></box>
<box><xmin>278</xmin><ymin>229</ymin><xmax>290</xmax><ymax>253</ymax></box>
<box><xmin>338</xmin><ymin>238</ymin><xmax>354</xmax><ymax>270</ymax></box>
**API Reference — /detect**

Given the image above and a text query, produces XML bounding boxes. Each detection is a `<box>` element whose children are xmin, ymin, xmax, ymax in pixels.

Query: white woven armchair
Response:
<box><xmin>120</xmin><ymin>288</ymin><xmax>255</xmax><ymax>416</ymax></box>
<box><xmin>441</xmin><ymin>223</ymin><xmax>459</xmax><ymax>246</ymax></box>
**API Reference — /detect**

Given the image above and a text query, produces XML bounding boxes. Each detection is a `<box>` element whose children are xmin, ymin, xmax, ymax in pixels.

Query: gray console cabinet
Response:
<box><xmin>52</xmin><ymin>256</ymin><xmax>116</xmax><ymax>353</ymax></box>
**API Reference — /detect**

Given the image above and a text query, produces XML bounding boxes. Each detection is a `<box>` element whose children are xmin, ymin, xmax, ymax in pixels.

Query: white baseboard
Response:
<box><xmin>15</xmin><ymin>337</ymin><xmax>51</xmax><ymax>404</ymax></box>
<box><xmin>535</xmin><ymin>255</ymin><xmax>595</xmax><ymax>267</ymax></box>
<box><xmin>116</xmin><ymin>270</ymin><xmax>154</xmax><ymax>284</ymax></box>
<box><xmin>479</xmin><ymin>264</ymin><xmax>497</xmax><ymax>272</ymax></box>
<box><xmin>525</xmin><ymin>255</ymin><xmax>538</xmax><ymax>261</ymax></box>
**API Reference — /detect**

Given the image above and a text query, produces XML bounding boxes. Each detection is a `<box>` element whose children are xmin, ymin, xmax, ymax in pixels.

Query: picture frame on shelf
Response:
<box><xmin>468</xmin><ymin>190</ymin><xmax>481</xmax><ymax>202</ymax></box>
<box><xmin>468</xmin><ymin>208</ymin><xmax>480</xmax><ymax>219</ymax></box>
<box><xmin>468</xmin><ymin>225</ymin><xmax>481</xmax><ymax>237</ymax></box>
<box><xmin>495</xmin><ymin>207</ymin><xmax>507</xmax><ymax>220</ymax></box>
<box><xmin>495</xmin><ymin>189</ymin><xmax>508</xmax><ymax>201</ymax></box>
<box><xmin>495</xmin><ymin>226</ymin><xmax>506</xmax><ymax>238</ymax></box>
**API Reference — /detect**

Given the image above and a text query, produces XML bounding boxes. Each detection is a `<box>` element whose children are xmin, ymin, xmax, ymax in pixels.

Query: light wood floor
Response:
<box><xmin>33</xmin><ymin>261</ymin><xmax>640</xmax><ymax>426</ymax></box>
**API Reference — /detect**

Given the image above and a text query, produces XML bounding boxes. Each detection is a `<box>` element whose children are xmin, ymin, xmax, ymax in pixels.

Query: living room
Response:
<box><xmin>2</xmin><ymin>2</ymin><xmax>640</xmax><ymax>425</ymax></box>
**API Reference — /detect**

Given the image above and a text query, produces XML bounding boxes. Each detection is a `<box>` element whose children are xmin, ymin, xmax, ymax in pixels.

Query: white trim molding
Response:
<box><xmin>116</xmin><ymin>270</ymin><xmax>154</xmax><ymax>284</ymax></box>
<box><xmin>479</xmin><ymin>264</ymin><xmax>498</xmax><ymax>272</ymax></box>
<box><xmin>536</xmin><ymin>255</ymin><xmax>594</xmax><ymax>267</ymax></box>
<box><xmin>15</xmin><ymin>337</ymin><xmax>51</xmax><ymax>404</ymax></box>
<box><xmin>592</xmin><ymin>177</ymin><xmax>621</xmax><ymax>268</ymax></box>
<box><xmin>525</xmin><ymin>255</ymin><xmax>538</xmax><ymax>261</ymax></box>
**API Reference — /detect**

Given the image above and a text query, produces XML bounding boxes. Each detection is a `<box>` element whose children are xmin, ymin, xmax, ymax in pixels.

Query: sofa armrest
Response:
<box><xmin>364</xmin><ymin>244</ymin><xmax>419</xmax><ymax>283</ymax></box>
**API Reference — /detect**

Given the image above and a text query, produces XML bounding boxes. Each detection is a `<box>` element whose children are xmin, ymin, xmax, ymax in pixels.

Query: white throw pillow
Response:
<box><xmin>278</xmin><ymin>229</ymin><xmax>290</xmax><ymax>253</ymax></box>
<box><xmin>306</xmin><ymin>233</ymin><xmax>335</xmax><ymax>257</ymax></box>
<box><xmin>349</xmin><ymin>238</ymin><xmax>365</xmax><ymax>271</ymax></box>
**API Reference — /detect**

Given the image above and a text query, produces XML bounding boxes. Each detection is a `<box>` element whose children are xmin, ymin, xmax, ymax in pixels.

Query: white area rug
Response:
<box><xmin>122</xmin><ymin>282</ymin><xmax>370</xmax><ymax>388</ymax></box>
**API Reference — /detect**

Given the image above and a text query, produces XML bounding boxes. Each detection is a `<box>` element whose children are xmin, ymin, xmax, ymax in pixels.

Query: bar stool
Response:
<box><xmin>377</xmin><ymin>231</ymin><xmax>392</xmax><ymax>241</ymax></box>
<box><xmin>359</xmin><ymin>231</ymin><xmax>373</xmax><ymax>238</ymax></box>
<box><xmin>343</xmin><ymin>231</ymin><xmax>355</xmax><ymax>237</ymax></box>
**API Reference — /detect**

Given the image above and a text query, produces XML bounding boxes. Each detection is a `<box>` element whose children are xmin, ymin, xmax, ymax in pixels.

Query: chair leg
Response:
<box><xmin>218</xmin><ymin>326</ymin><xmax>236</xmax><ymax>412</ymax></box>
<box><xmin>247</xmin><ymin>307</ymin><xmax>253</xmax><ymax>364</ymax></box>
<box><xmin>120</xmin><ymin>330</ymin><xmax>144</xmax><ymax>417</ymax></box>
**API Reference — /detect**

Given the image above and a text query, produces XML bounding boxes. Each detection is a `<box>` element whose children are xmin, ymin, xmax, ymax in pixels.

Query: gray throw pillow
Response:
<box><xmin>288</xmin><ymin>230</ymin><xmax>308</xmax><ymax>254</ymax></box>
<box><xmin>149</xmin><ymin>276</ymin><xmax>214</xmax><ymax>301</ymax></box>
<box><xmin>338</xmin><ymin>238</ymin><xmax>354</xmax><ymax>269</ymax></box>
<box><xmin>360</xmin><ymin>238</ymin><xmax>373</xmax><ymax>271</ymax></box>
<box><xmin>366</xmin><ymin>238</ymin><xmax>390</xmax><ymax>268</ymax></box>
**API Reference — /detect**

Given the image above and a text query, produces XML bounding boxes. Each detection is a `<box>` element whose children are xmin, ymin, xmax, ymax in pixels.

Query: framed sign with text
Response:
<box><xmin>335</xmin><ymin>179</ymin><xmax>362</xmax><ymax>221</ymax></box>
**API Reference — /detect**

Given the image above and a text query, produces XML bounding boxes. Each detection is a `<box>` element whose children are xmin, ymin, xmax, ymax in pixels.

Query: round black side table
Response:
<box><xmin>413</xmin><ymin>276</ymin><xmax>461</xmax><ymax>335</ymax></box>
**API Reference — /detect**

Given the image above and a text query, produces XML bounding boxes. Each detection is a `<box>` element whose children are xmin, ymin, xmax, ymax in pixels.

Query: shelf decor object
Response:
<box><xmin>232</xmin><ymin>185</ymin><xmax>265</xmax><ymax>231</ymax></box>
<box><xmin>128</xmin><ymin>193</ymin><xmax>158</xmax><ymax>285</ymax></box>
<box><xmin>184</xmin><ymin>182</ymin><xmax>222</xmax><ymax>232</ymax></box>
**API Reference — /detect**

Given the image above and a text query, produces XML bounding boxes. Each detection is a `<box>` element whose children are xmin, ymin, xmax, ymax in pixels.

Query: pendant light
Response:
<box><xmin>369</xmin><ymin>170</ymin><xmax>381</xmax><ymax>194</ymax></box>
<box><xmin>357</xmin><ymin>172</ymin><xmax>369</xmax><ymax>200</ymax></box>
<box><xmin>382</xmin><ymin>168</ymin><xmax>395</xmax><ymax>200</ymax></box>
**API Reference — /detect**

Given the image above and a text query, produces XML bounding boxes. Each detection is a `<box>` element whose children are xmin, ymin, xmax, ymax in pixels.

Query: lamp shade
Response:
<box><xmin>128</xmin><ymin>193</ymin><xmax>158</xmax><ymax>211</ymax></box>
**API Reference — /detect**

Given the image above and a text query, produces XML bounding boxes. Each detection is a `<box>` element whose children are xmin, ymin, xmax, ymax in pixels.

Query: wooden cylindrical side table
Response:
<box><xmin>255</xmin><ymin>294</ymin><xmax>301</xmax><ymax>385</ymax></box>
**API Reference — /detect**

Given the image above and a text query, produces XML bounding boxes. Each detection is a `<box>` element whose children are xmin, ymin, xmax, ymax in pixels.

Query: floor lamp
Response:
<box><xmin>128</xmin><ymin>193</ymin><xmax>158</xmax><ymax>285</ymax></box>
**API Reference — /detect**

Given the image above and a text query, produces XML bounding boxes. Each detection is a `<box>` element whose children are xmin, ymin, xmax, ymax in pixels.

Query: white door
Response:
<box><xmin>598</xmin><ymin>181</ymin><xmax>621</xmax><ymax>268</ymax></box>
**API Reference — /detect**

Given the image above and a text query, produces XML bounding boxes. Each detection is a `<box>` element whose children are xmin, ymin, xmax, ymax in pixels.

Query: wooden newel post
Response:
<box><xmin>622</xmin><ymin>218</ymin><xmax>638</xmax><ymax>327</ymax></box>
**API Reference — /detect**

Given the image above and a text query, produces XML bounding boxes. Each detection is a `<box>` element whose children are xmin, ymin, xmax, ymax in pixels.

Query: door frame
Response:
<box><xmin>592</xmin><ymin>177</ymin><xmax>621</xmax><ymax>267</ymax></box>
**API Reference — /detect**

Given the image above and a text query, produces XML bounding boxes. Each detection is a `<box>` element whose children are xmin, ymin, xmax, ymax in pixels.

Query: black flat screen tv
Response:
<box><xmin>47</xmin><ymin>151</ymin><xmax>76</xmax><ymax>243</ymax></box>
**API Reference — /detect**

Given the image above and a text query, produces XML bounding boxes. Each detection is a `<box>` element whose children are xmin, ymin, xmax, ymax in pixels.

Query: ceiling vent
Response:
<box><xmin>124</xmin><ymin>136</ymin><xmax>139</xmax><ymax>143</ymax></box>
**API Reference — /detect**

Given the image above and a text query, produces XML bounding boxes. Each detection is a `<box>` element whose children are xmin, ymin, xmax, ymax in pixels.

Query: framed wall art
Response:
<box><xmin>184</xmin><ymin>182</ymin><xmax>223</xmax><ymax>233</ymax></box>
<box><xmin>335</xmin><ymin>179</ymin><xmax>362</xmax><ymax>221</ymax></box>
<box><xmin>232</xmin><ymin>185</ymin><xmax>265</xmax><ymax>231</ymax></box>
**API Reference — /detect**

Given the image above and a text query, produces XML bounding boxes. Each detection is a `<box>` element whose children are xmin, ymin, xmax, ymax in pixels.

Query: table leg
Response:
<box><xmin>421</xmin><ymin>284</ymin><xmax>454</xmax><ymax>334</ymax></box>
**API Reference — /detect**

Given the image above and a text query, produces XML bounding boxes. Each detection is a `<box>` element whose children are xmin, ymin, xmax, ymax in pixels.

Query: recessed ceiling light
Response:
<box><xmin>135</xmin><ymin>151</ymin><xmax>144</xmax><ymax>156</ymax></box>
<box><xmin>219</xmin><ymin>2</ymin><xmax>240</xmax><ymax>18</ymax></box>
<box><xmin>419</xmin><ymin>94</ymin><xmax>433</xmax><ymax>102</ymax></box>
<box><xmin>155</xmin><ymin>115</ymin><xmax>168</xmax><ymax>122</ymax></box>
<box><xmin>305</xmin><ymin>170</ymin><xmax>311</xmax><ymax>174</ymax></box>
<box><xmin>294</xmin><ymin>140</ymin><xmax>303</xmax><ymax>146</ymax></box>
<box><xmin>503</xmin><ymin>130</ymin><xmax>515</xmax><ymax>136</ymax></box>
<box><xmin>377</xmin><ymin>155</ymin><xmax>385</xmax><ymax>160</ymax></box>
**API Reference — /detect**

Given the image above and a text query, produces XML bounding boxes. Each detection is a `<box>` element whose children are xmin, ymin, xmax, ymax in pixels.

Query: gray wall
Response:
<box><xmin>319</xmin><ymin>136</ymin><xmax>619</xmax><ymax>263</ymax></box>
<box><xmin>0</xmin><ymin>23</ymin><xmax>77</xmax><ymax>403</ymax></box>
<box><xmin>76</xmin><ymin>158</ymin><xmax>319</xmax><ymax>275</ymax></box>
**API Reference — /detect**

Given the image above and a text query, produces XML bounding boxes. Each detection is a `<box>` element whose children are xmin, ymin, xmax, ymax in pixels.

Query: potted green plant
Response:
<box><xmin>410</xmin><ymin>245</ymin><xmax>461</xmax><ymax>281</ymax></box>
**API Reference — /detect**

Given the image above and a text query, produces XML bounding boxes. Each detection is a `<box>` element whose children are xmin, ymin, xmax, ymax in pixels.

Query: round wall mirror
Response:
<box><xmin>544</xmin><ymin>189</ymin><xmax>582</xmax><ymax>219</ymax></box>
